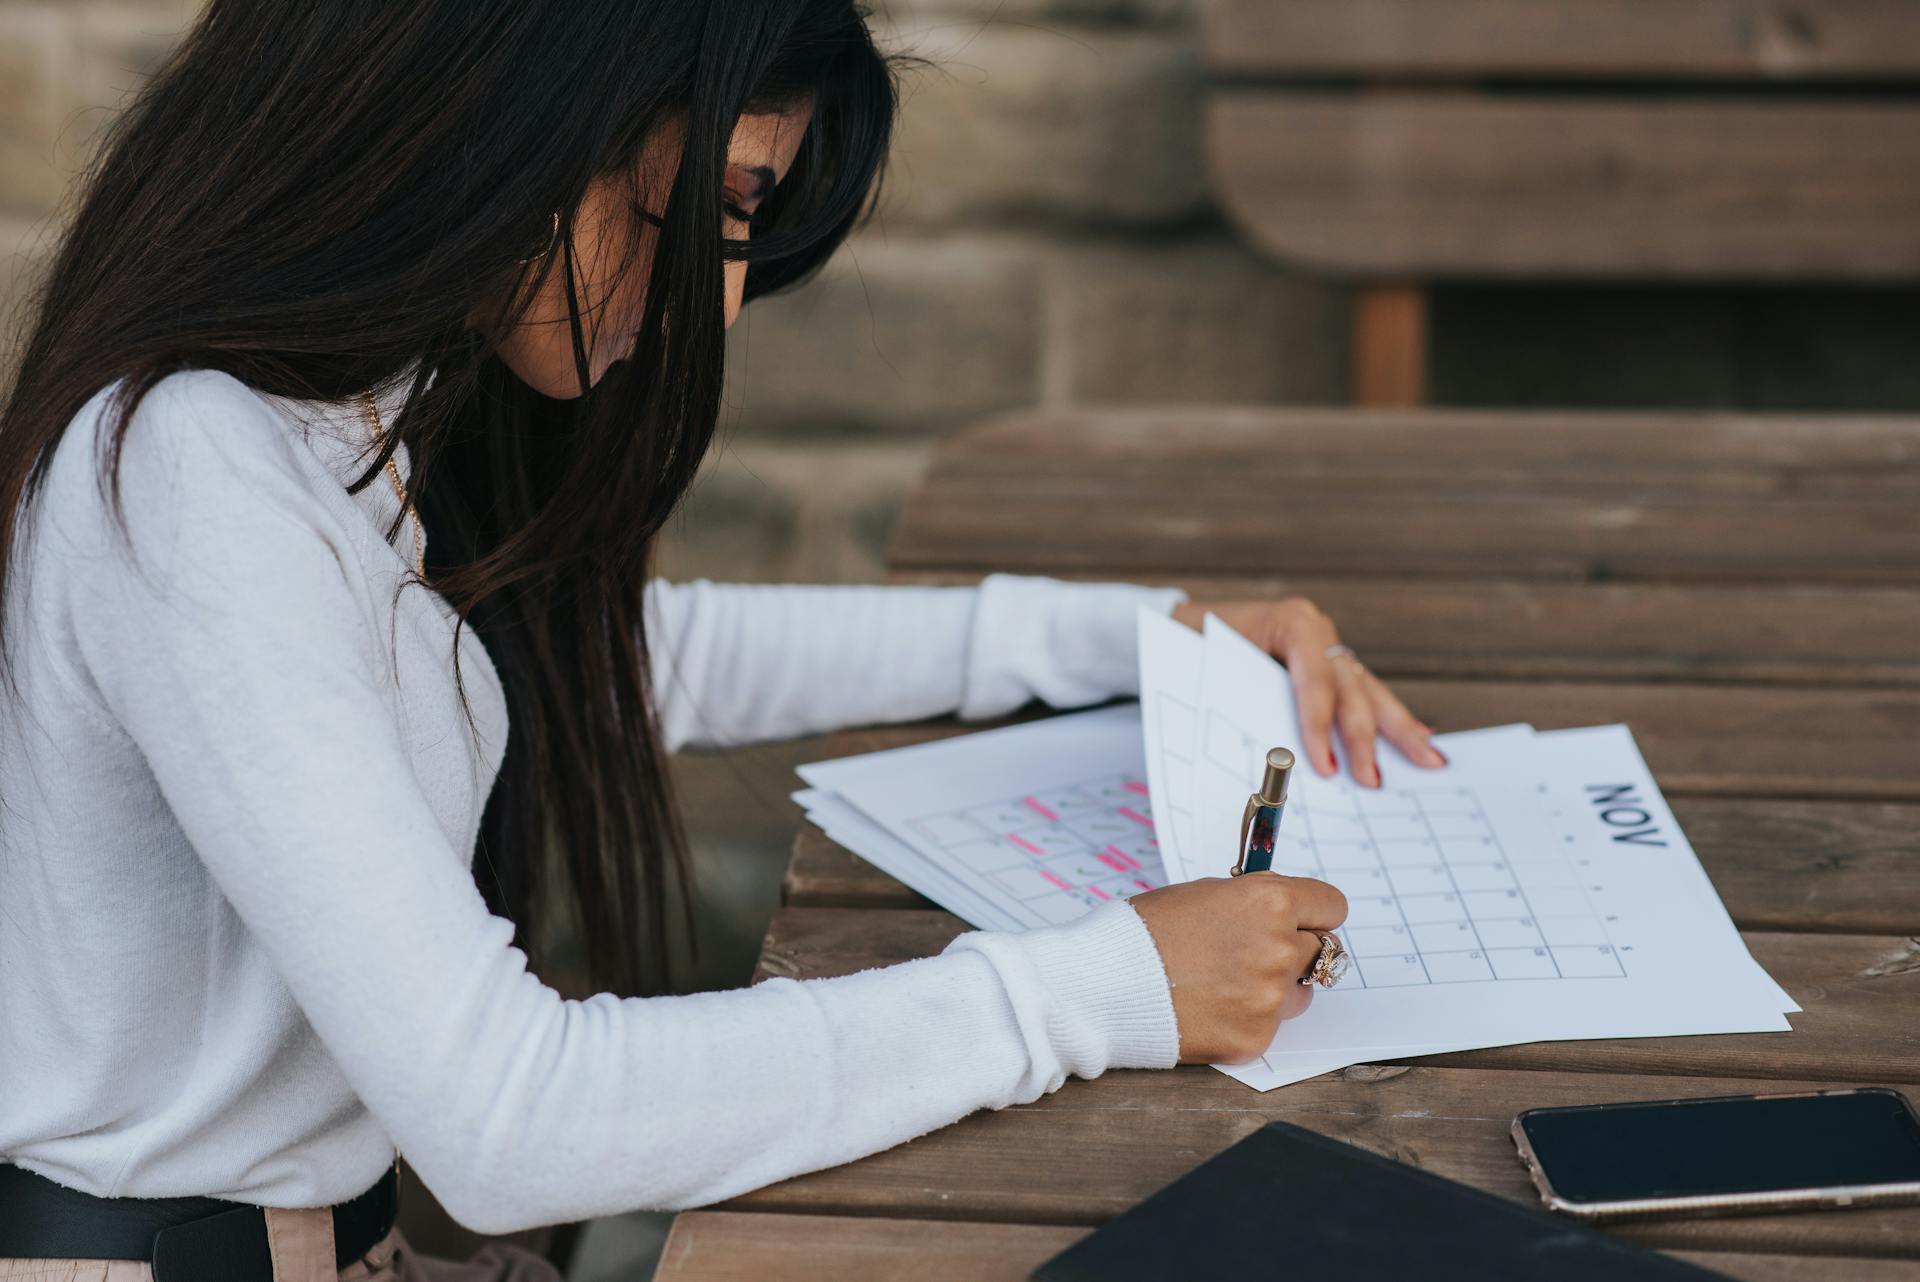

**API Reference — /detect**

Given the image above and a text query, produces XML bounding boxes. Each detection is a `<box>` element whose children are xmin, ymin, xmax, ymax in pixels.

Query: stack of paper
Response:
<box><xmin>1139</xmin><ymin>610</ymin><xmax>1795</xmax><ymax>1089</ymax></box>
<box><xmin>795</xmin><ymin>610</ymin><xmax>1796</xmax><ymax>1091</ymax></box>
<box><xmin>797</xmin><ymin>704</ymin><xmax>1170</xmax><ymax>933</ymax></box>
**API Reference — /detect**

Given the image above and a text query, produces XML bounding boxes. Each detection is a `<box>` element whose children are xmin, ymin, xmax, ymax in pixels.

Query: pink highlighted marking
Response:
<box><xmin>1134</xmin><ymin>878</ymin><xmax>1154</xmax><ymax>892</ymax></box>
<box><xmin>1087</xmin><ymin>886</ymin><xmax>1111</xmax><ymax>902</ymax></box>
<box><xmin>1118</xmin><ymin>806</ymin><xmax>1154</xmax><ymax>828</ymax></box>
<box><xmin>1122</xmin><ymin>780</ymin><xmax>1149</xmax><ymax>796</ymax></box>
<box><xmin>1103</xmin><ymin>844</ymin><xmax>1141</xmax><ymax>871</ymax></box>
<box><xmin>1006</xmin><ymin>833</ymin><xmax>1046</xmax><ymax>857</ymax></box>
<box><xmin>1023</xmin><ymin>795</ymin><xmax>1061</xmax><ymax>822</ymax></box>
<box><xmin>1040</xmin><ymin>870</ymin><xmax>1071</xmax><ymax>891</ymax></box>
<box><xmin>1097</xmin><ymin>852</ymin><xmax>1128</xmax><ymax>873</ymax></box>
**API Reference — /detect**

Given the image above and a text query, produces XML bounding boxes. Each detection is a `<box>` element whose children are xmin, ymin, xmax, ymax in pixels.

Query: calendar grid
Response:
<box><xmin>1400</xmin><ymin>789</ymin><xmax>1498</xmax><ymax>982</ymax></box>
<box><xmin>1196</xmin><ymin>717</ymin><xmax>1627</xmax><ymax>990</ymax></box>
<box><xmin>896</xmin><ymin>722</ymin><xmax>1629</xmax><ymax>988</ymax></box>
<box><xmin>1454</xmin><ymin>790</ymin><xmax>1563</xmax><ymax>981</ymax></box>
<box><xmin>903</xmin><ymin>771</ymin><xmax>1167</xmax><ymax>924</ymax></box>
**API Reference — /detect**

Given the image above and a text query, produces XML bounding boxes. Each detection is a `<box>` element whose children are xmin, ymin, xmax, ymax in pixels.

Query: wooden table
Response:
<box><xmin>658</xmin><ymin>408</ymin><xmax>1920</xmax><ymax>1280</ymax></box>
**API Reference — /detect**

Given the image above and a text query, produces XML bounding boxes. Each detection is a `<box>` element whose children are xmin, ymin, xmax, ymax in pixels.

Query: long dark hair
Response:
<box><xmin>0</xmin><ymin>0</ymin><xmax>898</xmax><ymax>997</ymax></box>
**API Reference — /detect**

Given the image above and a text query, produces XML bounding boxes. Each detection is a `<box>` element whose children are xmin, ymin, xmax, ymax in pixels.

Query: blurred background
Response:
<box><xmin>5</xmin><ymin>0</ymin><xmax>1919</xmax><ymax>1276</ymax></box>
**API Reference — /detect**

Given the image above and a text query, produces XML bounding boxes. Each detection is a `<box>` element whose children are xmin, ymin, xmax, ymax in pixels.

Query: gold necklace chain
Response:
<box><xmin>357</xmin><ymin>393</ymin><xmax>426</xmax><ymax>579</ymax></box>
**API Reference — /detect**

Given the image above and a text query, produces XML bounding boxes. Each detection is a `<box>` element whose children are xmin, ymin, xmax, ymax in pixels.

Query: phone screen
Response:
<box><xmin>1518</xmin><ymin>1090</ymin><xmax>1920</xmax><ymax>1204</ymax></box>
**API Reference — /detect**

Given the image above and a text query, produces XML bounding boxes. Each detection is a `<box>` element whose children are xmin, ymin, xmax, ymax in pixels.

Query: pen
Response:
<box><xmin>1231</xmin><ymin>747</ymin><xmax>1294</xmax><ymax>876</ymax></box>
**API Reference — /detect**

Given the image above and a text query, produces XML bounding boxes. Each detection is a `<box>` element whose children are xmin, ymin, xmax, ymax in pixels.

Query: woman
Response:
<box><xmin>0</xmin><ymin>2</ymin><xmax>1446</xmax><ymax>1278</ymax></box>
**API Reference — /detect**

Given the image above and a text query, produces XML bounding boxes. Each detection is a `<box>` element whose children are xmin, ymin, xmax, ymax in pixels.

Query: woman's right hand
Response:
<box><xmin>1130</xmin><ymin>874</ymin><xmax>1349</xmax><ymax>1064</ymax></box>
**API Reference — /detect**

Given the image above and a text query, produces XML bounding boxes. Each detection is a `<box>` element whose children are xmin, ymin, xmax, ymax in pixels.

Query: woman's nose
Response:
<box><xmin>723</xmin><ymin>260</ymin><xmax>746</xmax><ymax>330</ymax></box>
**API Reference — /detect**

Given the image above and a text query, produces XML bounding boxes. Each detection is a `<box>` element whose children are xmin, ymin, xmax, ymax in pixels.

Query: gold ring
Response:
<box><xmin>1299</xmin><ymin>932</ymin><xmax>1350</xmax><ymax>988</ymax></box>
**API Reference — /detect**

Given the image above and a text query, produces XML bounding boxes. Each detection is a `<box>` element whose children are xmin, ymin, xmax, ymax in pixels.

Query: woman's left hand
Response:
<box><xmin>1170</xmin><ymin>597</ymin><xmax>1446</xmax><ymax>789</ymax></box>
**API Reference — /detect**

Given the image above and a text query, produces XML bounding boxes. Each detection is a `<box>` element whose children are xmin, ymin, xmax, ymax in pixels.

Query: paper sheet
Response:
<box><xmin>1135</xmin><ymin>609</ymin><xmax>1205</xmax><ymax>883</ymax></box>
<box><xmin>1136</xmin><ymin>609</ymin><xmax>1537</xmax><ymax>883</ymax></box>
<box><xmin>1172</xmin><ymin>614</ymin><xmax>1793</xmax><ymax>1089</ymax></box>
<box><xmin>799</xmin><ymin>705</ymin><xmax>1168</xmax><ymax>929</ymax></box>
<box><xmin>793</xmin><ymin>787</ymin><xmax>1027</xmax><ymax>931</ymax></box>
<box><xmin>794</xmin><ymin>611</ymin><xmax>1796</xmax><ymax>1094</ymax></box>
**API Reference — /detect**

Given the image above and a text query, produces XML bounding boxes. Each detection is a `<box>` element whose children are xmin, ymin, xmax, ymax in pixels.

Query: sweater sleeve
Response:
<box><xmin>59</xmin><ymin>372</ymin><xmax>1179</xmax><ymax>1232</ymax></box>
<box><xmin>645</xmin><ymin>575</ymin><xmax>1188</xmax><ymax>751</ymax></box>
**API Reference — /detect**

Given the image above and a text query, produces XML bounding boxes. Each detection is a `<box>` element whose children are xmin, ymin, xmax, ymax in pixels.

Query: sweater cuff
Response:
<box><xmin>959</xmin><ymin>574</ymin><xmax>1189</xmax><ymax>721</ymax></box>
<box><xmin>945</xmin><ymin>899</ymin><xmax>1180</xmax><ymax>1083</ymax></box>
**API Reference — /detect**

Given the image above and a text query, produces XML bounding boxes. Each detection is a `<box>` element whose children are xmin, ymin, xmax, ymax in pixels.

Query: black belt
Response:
<box><xmin>0</xmin><ymin>1161</ymin><xmax>398</xmax><ymax>1282</ymax></box>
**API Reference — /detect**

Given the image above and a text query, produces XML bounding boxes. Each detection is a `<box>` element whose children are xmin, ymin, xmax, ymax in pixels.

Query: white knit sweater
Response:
<box><xmin>0</xmin><ymin>370</ymin><xmax>1186</xmax><ymax>1233</ymax></box>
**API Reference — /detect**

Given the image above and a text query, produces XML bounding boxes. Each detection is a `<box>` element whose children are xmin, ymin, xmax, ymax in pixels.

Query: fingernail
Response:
<box><xmin>1368</xmin><ymin>764</ymin><xmax>1382</xmax><ymax>788</ymax></box>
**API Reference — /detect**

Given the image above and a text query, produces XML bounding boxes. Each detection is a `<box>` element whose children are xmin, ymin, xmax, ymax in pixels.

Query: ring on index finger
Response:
<box><xmin>1299</xmin><ymin>932</ymin><xmax>1350</xmax><ymax>989</ymax></box>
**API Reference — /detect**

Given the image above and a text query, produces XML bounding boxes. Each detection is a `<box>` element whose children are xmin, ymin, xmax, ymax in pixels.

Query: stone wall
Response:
<box><xmin>10</xmin><ymin>2</ymin><xmax>1920</xmax><ymax>595</ymax></box>
<box><xmin>0</xmin><ymin>0</ymin><xmax>1349</xmax><ymax>589</ymax></box>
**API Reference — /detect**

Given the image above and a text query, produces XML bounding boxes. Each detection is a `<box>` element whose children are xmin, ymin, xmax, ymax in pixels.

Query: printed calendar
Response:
<box><xmin>794</xmin><ymin>612</ymin><xmax>1798</xmax><ymax>1093</ymax></box>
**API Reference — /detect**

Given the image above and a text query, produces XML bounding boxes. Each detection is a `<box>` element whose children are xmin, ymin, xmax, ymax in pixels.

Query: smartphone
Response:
<box><xmin>1511</xmin><ymin>1088</ymin><xmax>1920</xmax><ymax>1222</ymax></box>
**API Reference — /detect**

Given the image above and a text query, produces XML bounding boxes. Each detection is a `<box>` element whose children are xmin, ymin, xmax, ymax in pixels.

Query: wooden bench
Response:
<box><xmin>1202</xmin><ymin>0</ymin><xmax>1920</xmax><ymax>404</ymax></box>
<box><xmin>658</xmin><ymin>407</ymin><xmax>1920</xmax><ymax>1280</ymax></box>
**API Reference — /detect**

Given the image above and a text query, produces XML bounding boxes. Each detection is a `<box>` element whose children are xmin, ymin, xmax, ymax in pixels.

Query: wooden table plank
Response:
<box><xmin>797</xmin><ymin>681</ymin><xmax>1920</xmax><ymax>803</ymax></box>
<box><xmin>1208</xmin><ymin>93</ymin><xmax>1920</xmax><ymax>279</ymax></box>
<box><xmin>725</xmin><ymin>1067</ymin><xmax>1920</xmax><ymax>1259</ymax></box>
<box><xmin>658</xmin><ymin>1212</ymin><xmax>1920</xmax><ymax>1282</ymax></box>
<box><xmin>756</xmin><ymin>908</ymin><xmax>1920</xmax><ymax>1085</ymax></box>
<box><xmin>657</xmin><ymin>1213</ymin><xmax>1084</xmax><ymax>1282</ymax></box>
<box><xmin>1674</xmin><ymin>799</ymin><xmax>1920</xmax><ymax>933</ymax></box>
<box><xmin>787</xmin><ymin>793</ymin><xmax>1920</xmax><ymax>935</ymax></box>
<box><xmin>893</xmin><ymin>488</ymin><xmax>1920</xmax><ymax>586</ymax></box>
<box><xmin>895</xmin><ymin>572</ymin><xmax>1920</xmax><ymax>688</ymax></box>
<box><xmin>1678</xmin><ymin>1256</ymin><xmax>1920</xmax><ymax>1282</ymax></box>
<box><xmin>784</xmin><ymin>833</ymin><xmax>936</xmax><ymax>910</ymax></box>
<box><xmin>1205</xmin><ymin>0</ymin><xmax>1920</xmax><ymax>80</ymax></box>
<box><xmin>917</xmin><ymin>410</ymin><xmax>1920</xmax><ymax>500</ymax></box>
<box><xmin>893</xmin><ymin>411</ymin><xmax>1920</xmax><ymax>587</ymax></box>
<box><xmin>1395</xmin><ymin>679</ymin><xmax>1920</xmax><ymax>801</ymax></box>
<box><xmin>892</xmin><ymin>412</ymin><xmax>1920</xmax><ymax>589</ymax></box>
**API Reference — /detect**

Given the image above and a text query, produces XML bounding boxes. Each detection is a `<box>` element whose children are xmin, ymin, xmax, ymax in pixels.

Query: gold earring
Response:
<box><xmin>518</xmin><ymin>211</ymin><xmax>562</xmax><ymax>266</ymax></box>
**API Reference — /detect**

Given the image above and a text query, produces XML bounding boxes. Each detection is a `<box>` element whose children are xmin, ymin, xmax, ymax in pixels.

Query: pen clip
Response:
<box><xmin>1232</xmin><ymin>795</ymin><xmax>1258</xmax><ymax>876</ymax></box>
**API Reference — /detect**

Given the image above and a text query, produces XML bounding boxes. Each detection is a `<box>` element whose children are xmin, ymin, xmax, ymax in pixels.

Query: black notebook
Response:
<box><xmin>1031</xmin><ymin>1122</ymin><xmax>1731</xmax><ymax>1282</ymax></box>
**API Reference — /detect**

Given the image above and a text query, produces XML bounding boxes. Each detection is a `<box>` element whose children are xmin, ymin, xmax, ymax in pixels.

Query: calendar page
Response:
<box><xmin>799</xmin><ymin>705</ymin><xmax>1169</xmax><ymax>933</ymax></box>
<box><xmin>1170</xmin><ymin>614</ymin><xmax>1792</xmax><ymax>1088</ymax></box>
<box><xmin>900</xmin><ymin>771</ymin><xmax>1166</xmax><ymax>925</ymax></box>
<box><xmin>798</xmin><ymin>699</ymin><xmax>1549</xmax><ymax>957</ymax></box>
<box><xmin>796</xmin><ymin>615</ymin><xmax>1797</xmax><ymax>1095</ymax></box>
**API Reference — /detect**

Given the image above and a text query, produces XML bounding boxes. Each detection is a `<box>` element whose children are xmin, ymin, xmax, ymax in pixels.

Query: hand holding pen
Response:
<box><xmin>1229</xmin><ymin>746</ymin><xmax>1351</xmax><ymax>990</ymax></box>
<box><xmin>1132</xmin><ymin>869</ymin><xmax>1349</xmax><ymax>1064</ymax></box>
<box><xmin>1131</xmin><ymin>743</ymin><xmax>1350</xmax><ymax>1064</ymax></box>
